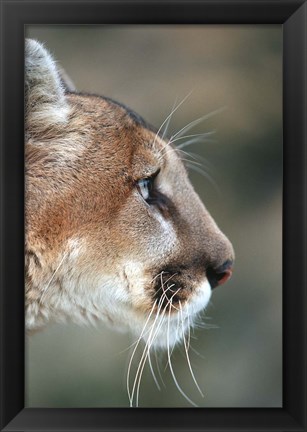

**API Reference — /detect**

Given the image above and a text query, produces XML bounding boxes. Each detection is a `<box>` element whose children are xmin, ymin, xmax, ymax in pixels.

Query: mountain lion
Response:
<box><xmin>25</xmin><ymin>38</ymin><xmax>234</xmax><ymax>371</ymax></box>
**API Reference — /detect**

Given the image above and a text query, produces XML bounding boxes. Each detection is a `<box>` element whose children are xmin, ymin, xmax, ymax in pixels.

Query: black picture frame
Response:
<box><xmin>0</xmin><ymin>1</ymin><xmax>306</xmax><ymax>431</ymax></box>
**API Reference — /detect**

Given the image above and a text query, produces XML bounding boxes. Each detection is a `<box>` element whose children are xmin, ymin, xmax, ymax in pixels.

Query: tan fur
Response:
<box><xmin>25</xmin><ymin>39</ymin><xmax>234</xmax><ymax>347</ymax></box>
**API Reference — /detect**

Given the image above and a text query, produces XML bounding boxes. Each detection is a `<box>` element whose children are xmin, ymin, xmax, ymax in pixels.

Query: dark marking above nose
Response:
<box><xmin>207</xmin><ymin>260</ymin><xmax>233</xmax><ymax>289</ymax></box>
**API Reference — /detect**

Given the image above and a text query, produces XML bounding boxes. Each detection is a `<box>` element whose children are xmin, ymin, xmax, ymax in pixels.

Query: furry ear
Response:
<box><xmin>25</xmin><ymin>39</ymin><xmax>70</xmax><ymax>133</ymax></box>
<box><xmin>58</xmin><ymin>66</ymin><xmax>76</xmax><ymax>93</ymax></box>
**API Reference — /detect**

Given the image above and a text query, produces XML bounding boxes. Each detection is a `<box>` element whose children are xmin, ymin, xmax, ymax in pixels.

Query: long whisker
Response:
<box><xmin>160</xmin><ymin>98</ymin><xmax>178</xmax><ymax>142</ymax></box>
<box><xmin>161</xmin><ymin>146</ymin><xmax>209</xmax><ymax>170</ymax></box>
<box><xmin>167</xmin><ymin>297</ymin><xmax>198</xmax><ymax>407</ymax></box>
<box><xmin>133</xmin><ymin>292</ymin><xmax>171</xmax><ymax>407</ymax></box>
<box><xmin>148</xmin><ymin>350</ymin><xmax>161</xmax><ymax>391</ymax></box>
<box><xmin>170</xmin><ymin>107</ymin><xmax>226</xmax><ymax>141</ymax></box>
<box><xmin>153</xmin><ymin>91</ymin><xmax>193</xmax><ymax>149</ymax></box>
<box><xmin>189</xmin><ymin>345</ymin><xmax>206</xmax><ymax>360</ymax></box>
<box><xmin>176</xmin><ymin>149</ymin><xmax>217</xmax><ymax>185</ymax></box>
<box><xmin>178</xmin><ymin>157</ymin><xmax>204</xmax><ymax>168</ymax></box>
<box><xmin>126</xmin><ymin>300</ymin><xmax>157</xmax><ymax>404</ymax></box>
<box><xmin>135</xmin><ymin>304</ymin><xmax>168</xmax><ymax>407</ymax></box>
<box><xmin>151</xmin><ymin>271</ymin><xmax>164</xmax><ymax>284</ymax></box>
<box><xmin>177</xmin><ymin>136</ymin><xmax>217</xmax><ymax>150</ymax></box>
<box><xmin>130</xmin><ymin>287</ymin><xmax>172</xmax><ymax>406</ymax></box>
<box><xmin>129</xmin><ymin>301</ymin><xmax>163</xmax><ymax>406</ymax></box>
<box><xmin>134</xmin><ymin>287</ymin><xmax>182</xmax><ymax>407</ymax></box>
<box><xmin>182</xmin><ymin>150</ymin><xmax>215</xmax><ymax>171</ymax></box>
<box><xmin>179</xmin><ymin>301</ymin><xmax>204</xmax><ymax>397</ymax></box>
<box><xmin>186</xmin><ymin>306</ymin><xmax>191</xmax><ymax>351</ymax></box>
<box><xmin>165</xmin><ymin>312</ymin><xmax>181</xmax><ymax>371</ymax></box>
<box><xmin>186</xmin><ymin>162</ymin><xmax>221</xmax><ymax>195</ymax></box>
<box><xmin>154</xmin><ymin>273</ymin><xmax>178</xmax><ymax>298</ymax></box>
<box><xmin>161</xmin><ymin>283</ymin><xmax>180</xmax><ymax>311</ymax></box>
<box><xmin>159</xmin><ymin>272</ymin><xmax>180</xmax><ymax>311</ymax></box>
<box><xmin>169</xmin><ymin>131</ymin><xmax>216</xmax><ymax>146</ymax></box>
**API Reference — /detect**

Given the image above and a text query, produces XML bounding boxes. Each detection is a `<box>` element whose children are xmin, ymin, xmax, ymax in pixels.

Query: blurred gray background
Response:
<box><xmin>25</xmin><ymin>25</ymin><xmax>282</xmax><ymax>408</ymax></box>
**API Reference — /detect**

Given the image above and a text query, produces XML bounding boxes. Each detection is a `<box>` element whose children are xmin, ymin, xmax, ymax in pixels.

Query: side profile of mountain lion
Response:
<box><xmin>25</xmin><ymin>38</ymin><xmax>234</xmax><ymax>405</ymax></box>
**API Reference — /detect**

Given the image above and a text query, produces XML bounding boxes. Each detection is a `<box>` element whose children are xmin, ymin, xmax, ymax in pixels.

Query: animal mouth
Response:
<box><xmin>151</xmin><ymin>268</ymin><xmax>196</xmax><ymax>313</ymax></box>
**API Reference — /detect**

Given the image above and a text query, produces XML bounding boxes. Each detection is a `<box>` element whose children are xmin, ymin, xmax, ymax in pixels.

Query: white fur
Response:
<box><xmin>186</xmin><ymin>279</ymin><xmax>212</xmax><ymax>317</ymax></box>
<box><xmin>152</xmin><ymin>210</ymin><xmax>178</xmax><ymax>252</ymax></box>
<box><xmin>145</xmin><ymin>279</ymin><xmax>212</xmax><ymax>350</ymax></box>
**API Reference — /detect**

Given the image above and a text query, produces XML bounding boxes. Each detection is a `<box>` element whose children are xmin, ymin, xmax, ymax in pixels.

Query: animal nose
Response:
<box><xmin>206</xmin><ymin>260</ymin><xmax>233</xmax><ymax>289</ymax></box>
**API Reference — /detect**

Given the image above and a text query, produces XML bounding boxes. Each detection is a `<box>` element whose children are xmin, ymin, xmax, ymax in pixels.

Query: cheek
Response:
<box><xmin>119</xmin><ymin>200</ymin><xmax>179</xmax><ymax>259</ymax></box>
<box><xmin>149</xmin><ymin>210</ymin><xmax>178</xmax><ymax>254</ymax></box>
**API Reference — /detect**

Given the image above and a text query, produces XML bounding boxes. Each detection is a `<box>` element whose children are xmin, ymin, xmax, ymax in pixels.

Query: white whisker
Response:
<box><xmin>135</xmin><ymin>304</ymin><xmax>168</xmax><ymax>406</ymax></box>
<box><xmin>186</xmin><ymin>162</ymin><xmax>221</xmax><ymax>195</ymax></box>
<box><xmin>170</xmin><ymin>107</ymin><xmax>226</xmax><ymax>141</ymax></box>
<box><xmin>154</xmin><ymin>272</ymin><xmax>177</xmax><ymax>296</ymax></box>
<box><xmin>179</xmin><ymin>301</ymin><xmax>204</xmax><ymax>397</ymax></box>
<box><xmin>186</xmin><ymin>151</ymin><xmax>216</xmax><ymax>172</ymax></box>
<box><xmin>134</xmin><ymin>290</ymin><xmax>176</xmax><ymax>406</ymax></box>
<box><xmin>126</xmin><ymin>300</ymin><xmax>157</xmax><ymax>404</ymax></box>
<box><xmin>189</xmin><ymin>345</ymin><xmax>206</xmax><ymax>360</ymax></box>
<box><xmin>153</xmin><ymin>91</ymin><xmax>193</xmax><ymax>149</ymax></box>
<box><xmin>179</xmin><ymin>157</ymin><xmax>204</xmax><ymax>168</ymax></box>
<box><xmin>134</xmin><ymin>286</ymin><xmax>182</xmax><ymax>406</ymax></box>
<box><xmin>160</xmin><ymin>283</ymin><xmax>180</xmax><ymax>311</ymax></box>
<box><xmin>186</xmin><ymin>306</ymin><xmax>191</xmax><ymax>351</ymax></box>
<box><xmin>148</xmin><ymin>350</ymin><xmax>161</xmax><ymax>391</ymax></box>
<box><xmin>150</xmin><ymin>271</ymin><xmax>165</xmax><ymax>284</ymax></box>
<box><xmin>169</xmin><ymin>131</ymin><xmax>216</xmax><ymax>146</ymax></box>
<box><xmin>130</xmin><ymin>283</ymin><xmax>176</xmax><ymax>407</ymax></box>
<box><xmin>176</xmin><ymin>148</ymin><xmax>212</xmax><ymax>170</ymax></box>
<box><xmin>177</xmin><ymin>136</ymin><xmax>217</xmax><ymax>150</ymax></box>
<box><xmin>160</xmin><ymin>98</ymin><xmax>178</xmax><ymax>142</ymax></box>
<box><xmin>165</xmin><ymin>312</ymin><xmax>181</xmax><ymax>371</ymax></box>
<box><xmin>167</xmin><ymin>297</ymin><xmax>198</xmax><ymax>407</ymax></box>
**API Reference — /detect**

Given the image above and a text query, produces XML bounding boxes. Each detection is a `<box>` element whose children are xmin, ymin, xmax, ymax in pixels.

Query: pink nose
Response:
<box><xmin>216</xmin><ymin>268</ymin><xmax>233</xmax><ymax>287</ymax></box>
<box><xmin>207</xmin><ymin>260</ymin><xmax>233</xmax><ymax>289</ymax></box>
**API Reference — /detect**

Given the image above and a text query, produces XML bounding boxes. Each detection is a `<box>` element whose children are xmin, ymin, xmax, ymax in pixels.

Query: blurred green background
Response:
<box><xmin>25</xmin><ymin>25</ymin><xmax>282</xmax><ymax>408</ymax></box>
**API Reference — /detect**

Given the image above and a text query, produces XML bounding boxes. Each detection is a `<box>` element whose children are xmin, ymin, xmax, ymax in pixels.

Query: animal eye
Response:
<box><xmin>136</xmin><ymin>169</ymin><xmax>160</xmax><ymax>203</ymax></box>
<box><xmin>137</xmin><ymin>178</ymin><xmax>154</xmax><ymax>202</ymax></box>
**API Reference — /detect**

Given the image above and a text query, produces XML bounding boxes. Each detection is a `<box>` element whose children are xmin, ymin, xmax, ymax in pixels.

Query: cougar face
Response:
<box><xmin>25</xmin><ymin>39</ymin><xmax>234</xmax><ymax>351</ymax></box>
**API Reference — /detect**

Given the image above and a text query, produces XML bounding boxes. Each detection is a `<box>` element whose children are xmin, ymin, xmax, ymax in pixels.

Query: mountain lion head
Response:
<box><xmin>25</xmin><ymin>39</ymin><xmax>234</xmax><ymax>356</ymax></box>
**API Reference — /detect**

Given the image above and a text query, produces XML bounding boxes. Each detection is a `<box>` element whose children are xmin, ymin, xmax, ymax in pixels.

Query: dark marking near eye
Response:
<box><xmin>147</xmin><ymin>190</ymin><xmax>177</xmax><ymax>219</ymax></box>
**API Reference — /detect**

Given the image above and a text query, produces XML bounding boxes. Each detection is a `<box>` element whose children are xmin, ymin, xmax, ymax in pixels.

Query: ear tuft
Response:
<box><xmin>25</xmin><ymin>39</ymin><xmax>70</xmax><ymax>133</ymax></box>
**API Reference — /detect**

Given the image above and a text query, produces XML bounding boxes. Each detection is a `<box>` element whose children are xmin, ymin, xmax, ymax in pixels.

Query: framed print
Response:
<box><xmin>24</xmin><ymin>24</ymin><xmax>283</xmax><ymax>411</ymax></box>
<box><xmin>0</xmin><ymin>1</ymin><xmax>306</xmax><ymax>431</ymax></box>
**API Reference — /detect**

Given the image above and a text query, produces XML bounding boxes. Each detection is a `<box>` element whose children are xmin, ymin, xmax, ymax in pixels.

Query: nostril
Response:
<box><xmin>207</xmin><ymin>260</ymin><xmax>233</xmax><ymax>289</ymax></box>
<box><xmin>215</xmin><ymin>269</ymin><xmax>233</xmax><ymax>287</ymax></box>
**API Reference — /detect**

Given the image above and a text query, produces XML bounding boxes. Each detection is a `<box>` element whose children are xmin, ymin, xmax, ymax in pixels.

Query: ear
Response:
<box><xmin>25</xmin><ymin>39</ymin><xmax>70</xmax><ymax>134</ymax></box>
<box><xmin>58</xmin><ymin>65</ymin><xmax>77</xmax><ymax>92</ymax></box>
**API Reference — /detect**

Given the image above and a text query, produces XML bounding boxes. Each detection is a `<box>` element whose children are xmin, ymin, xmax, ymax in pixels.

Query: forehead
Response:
<box><xmin>103</xmin><ymin>95</ymin><xmax>168</xmax><ymax>157</ymax></box>
<box><xmin>70</xmin><ymin>92</ymin><xmax>158</xmax><ymax>137</ymax></box>
<box><xmin>100</xmin><ymin>94</ymin><xmax>169</xmax><ymax>162</ymax></box>
<box><xmin>102</xmin><ymin>95</ymin><xmax>158</xmax><ymax>136</ymax></box>
<box><xmin>69</xmin><ymin>92</ymin><xmax>176</xmax><ymax>170</ymax></box>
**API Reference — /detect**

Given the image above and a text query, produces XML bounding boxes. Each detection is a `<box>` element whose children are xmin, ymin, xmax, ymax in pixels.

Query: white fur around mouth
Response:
<box><xmin>141</xmin><ymin>278</ymin><xmax>212</xmax><ymax>350</ymax></box>
<box><xmin>126</xmin><ymin>278</ymin><xmax>212</xmax><ymax>407</ymax></box>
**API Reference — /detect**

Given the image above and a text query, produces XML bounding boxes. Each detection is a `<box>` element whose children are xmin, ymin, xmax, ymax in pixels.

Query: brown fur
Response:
<box><xmin>25</xmin><ymin>39</ymin><xmax>234</xmax><ymax>342</ymax></box>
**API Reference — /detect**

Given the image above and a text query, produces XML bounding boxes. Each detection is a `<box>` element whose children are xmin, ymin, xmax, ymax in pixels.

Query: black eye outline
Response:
<box><xmin>136</xmin><ymin>169</ymin><xmax>160</xmax><ymax>204</ymax></box>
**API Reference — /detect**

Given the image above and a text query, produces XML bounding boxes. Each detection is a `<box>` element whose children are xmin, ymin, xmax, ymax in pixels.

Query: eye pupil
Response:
<box><xmin>136</xmin><ymin>169</ymin><xmax>160</xmax><ymax>203</ymax></box>
<box><xmin>137</xmin><ymin>178</ymin><xmax>153</xmax><ymax>202</ymax></box>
